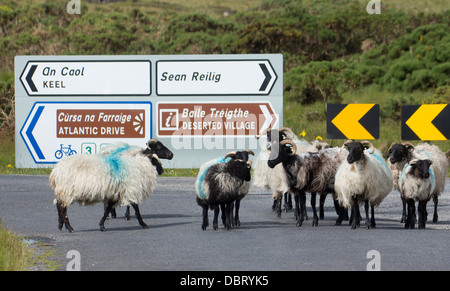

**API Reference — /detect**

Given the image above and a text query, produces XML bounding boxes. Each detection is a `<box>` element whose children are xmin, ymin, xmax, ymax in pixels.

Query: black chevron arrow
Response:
<box><xmin>259</xmin><ymin>63</ymin><xmax>271</xmax><ymax>92</ymax></box>
<box><xmin>26</xmin><ymin>64</ymin><xmax>38</xmax><ymax>92</ymax></box>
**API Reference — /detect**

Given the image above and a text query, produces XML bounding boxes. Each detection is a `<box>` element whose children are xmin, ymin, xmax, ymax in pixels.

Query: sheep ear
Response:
<box><xmin>342</xmin><ymin>140</ymin><xmax>353</xmax><ymax>148</ymax></box>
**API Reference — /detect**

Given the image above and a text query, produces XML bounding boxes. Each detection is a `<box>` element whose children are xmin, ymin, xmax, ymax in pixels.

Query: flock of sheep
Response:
<box><xmin>49</xmin><ymin>128</ymin><xmax>449</xmax><ymax>233</ymax></box>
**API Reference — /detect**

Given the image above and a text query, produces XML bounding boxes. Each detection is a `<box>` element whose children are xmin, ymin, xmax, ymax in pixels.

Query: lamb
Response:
<box><xmin>399</xmin><ymin>159</ymin><xmax>435</xmax><ymax>229</ymax></box>
<box><xmin>334</xmin><ymin>140</ymin><xmax>393</xmax><ymax>229</ymax></box>
<box><xmin>267</xmin><ymin>139</ymin><xmax>348</xmax><ymax>227</ymax></box>
<box><xmin>99</xmin><ymin>139</ymin><xmax>174</xmax><ymax>219</ymax></box>
<box><xmin>49</xmin><ymin>139</ymin><xmax>173</xmax><ymax>232</ymax></box>
<box><xmin>387</xmin><ymin>142</ymin><xmax>448</xmax><ymax>223</ymax></box>
<box><xmin>196</xmin><ymin>150</ymin><xmax>253</xmax><ymax>230</ymax></box>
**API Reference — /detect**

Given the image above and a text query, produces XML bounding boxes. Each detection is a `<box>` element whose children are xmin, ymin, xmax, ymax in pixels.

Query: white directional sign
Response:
<box><xmin>15</xmin><ymin>54</ymin><xmax>282</xmax><ymax>168</ymax></box>
<box><xmin>156</xmin><ymin>60</ymin><xmax>277</xmax><ymax>96</ymax></box>
<box><xmin>19</xmin><ymin>102</ymin><xmax>152</xmax><ymax>164</ymax></box>
<box><xmin>20</xmin><ymin>60</ymin><xmax>151</xmax><ymax>96</ymax></box>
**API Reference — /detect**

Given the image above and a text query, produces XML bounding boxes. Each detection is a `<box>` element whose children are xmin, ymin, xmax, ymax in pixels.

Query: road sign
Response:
<box><xmin>156</xmin><ymin>102</ymin><xmax>277</xmax><ymax>137</ymax></box>
<box><xmin>15</xmin><ymin>54</ymin><xmax>283</xmax><ymax>168</ymax></box>
<box><xmin>19</xmin><ymin>102</ymin><xmax>152</xmax><ymax>164</ymax></box>
<box><xmin>327</xmin><ymin>104</ymin><xmax>379</xmax><ymax>140</ymax></box>
<box><xmin>20</xmin><ymin>60</ymin><xmax>151</xmax><ymax>96</ymax></box>
<box><xmin>156</xmin><ymin>60</ymin><xmax>277</xmax><ymax>96</ymax></box>
<box><xmin>402</xmin><ymin>104</ymin><xmax>449</xmax><ymax>140</ymax></box>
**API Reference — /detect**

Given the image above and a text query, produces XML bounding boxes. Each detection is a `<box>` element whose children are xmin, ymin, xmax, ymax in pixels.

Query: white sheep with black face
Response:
<box><xmin>399</xmin><ymin>158</ymin><xmax>435</xmax><ymax>229</ymax></box>
<box><xmin>334</xmin><ymin>140</ymin><xmax>393</xmax><ymax>229</ymax></box>
<box><xmin>196</xmin><ymin>150</ymin><xmax>253</xmax><ymax>231</ymax></box>
<box><xmin>98</xmin><ymin>139</ymin><xmax>174</xmax><ymax>220</ymax></box>
<box><xmin>49</xmin><ymin>139</ymin><xmax>173</xmax><ymax>232</ymax></box>
<box><xmin>388</xmin><ymin>142</ymin><xmax>449</xmax><ymax>223</ymax></box>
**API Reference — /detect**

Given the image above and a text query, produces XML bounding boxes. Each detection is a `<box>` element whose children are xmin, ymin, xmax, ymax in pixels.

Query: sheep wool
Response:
<box><xmin>399</xmin><ymin>161</ymin><xmax>435</xmax><ymax>201</ymax></box>
<box><xmin>195</xmin><ymin>157</ymin><xmax>230</xmax><ymax>200</ymax></box>
<box><xmin>335</xmin><ymin>148</ymin><xmax>393</xmax><ymax>209</ymax></box>
<box><xmin>50</xmin><ymin>152</ymin><xmax>157</xmax><ymax>208</ymax></box>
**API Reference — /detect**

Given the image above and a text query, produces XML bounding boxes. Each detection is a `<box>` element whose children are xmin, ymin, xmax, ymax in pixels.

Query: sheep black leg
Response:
<box><xmin>56</xmin><ymin>201</ymin><xmax>64</xmax><ymax>231</ymax></box>
<box><xmin>296</xmin><ymin>191</ymin><xmax>306</xmax><ymax>227</ymax></box>
<box><xmin>224</xmin><ymin>201</ymin><xmax>233</xmax><ymax>230</ymax></box>
<box><xmin>405</xmin><ymin>199</ymin><xmax>415</xmax><ymax>229</ymax></box>
<box><xmin>125</xmin><ymin>206</ymin><xmax>131</xmax><ymax>221</ymax></box>
<box><xmin>213</xmin><ymin>206</ymin><xmax>219</xmax><ymax>230</ymax></box>
<box><xmin>286</xmin><ymin>192</ymin><xmax>293</xmax><ymax>210</ymax></box>
<box><xmin>283</xmin><ymin>192</ymin><xmax>291</xmax><ymax>212</ymax></box>
<box><xmin>401</xmin><ymin>198</ymin><xmax>407</xmax><ymax>223</ymax></box>
<box><xmin>234</xmin><ymin>198</ymin><xmax>241</xmax><ymax>227</ymax></box>
<box><xmin>418</xmin><ymin>200</ymin><xmax>427</xmax><ymax>229</ymax></box>
<box><xmin>370</xmin><ymin>204</ymin><xmax>376</xmax><ymax>228</ymax></box>
<box><xmin>311</xmin><ymin>192</ymin><xmax>318</xmax><ymax>226</ymax></box>
<box><xmin>99</xmin><ymin>201</ymin><xmax>114</xmax><ymax>231</ymax></box>
<box><xmin>364</xmin><ymin>200</ymin><xmax>374</xmax><ymax>229</ymax></box>
<box><xmin>131</xmin><ymin>203</ymin><xmax>148</xmax><ymax>229</ymax></box>
<box><xmin>320</xmin><ymin>193</ymin><xmax>327</xmax><ymax>220</ymax></box>
<box><xmin>335</xmin><ymin>206</ymin><xmax>345</xmax><ymax>225</ymax></box>
<box><xmin>351</xmin><ymin>197</ymin><xmax>360</xmax><ymax>229</ymax></box>
<box><xmin>432</xmin><ymin>195</ymin><xmax>438</xmax><ymax>223</ymax></box>
<box><xmin>333</xmin><ymin>196</ymin><xmax>339</xmax><ymax>215</ymax></box>
<box><xmin>293</xmin><ymin>193</ymin><xmax>300</xmax><ymax>221</ymax></box>
<box><xmin>56</xmin><ymin>201</ymin><xmax>73</xmax><ymax>233</ymax></box>
<box><xmin>201</xmin><ymin>205</ymin><xmax>209</xmax><ymax>230</ymax></box>
<box><xmin>275</xmin><ymin>195</ymin><xmax>282</xmax><ymax>218</ymax></box>
<box><xmin>220</xmin><ymin>203</ymin><xmax>227</xmax><ymax>226</ymax></box>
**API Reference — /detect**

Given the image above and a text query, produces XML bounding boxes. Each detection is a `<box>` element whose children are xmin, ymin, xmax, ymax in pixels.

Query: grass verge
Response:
<box><xmin>0</xmin><ymin>221</ymin><xmax>32</xmax><ymax>271</ymax></box>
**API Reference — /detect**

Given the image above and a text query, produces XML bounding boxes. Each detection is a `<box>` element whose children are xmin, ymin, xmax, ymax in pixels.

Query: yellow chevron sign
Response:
<box><xmin>403</xmin><ymin>104</ymin><xmax>449</xmax><ymax>141</ymax></box>
<box><xmin>328</xmin><ymin>104</ymin><xmax>379</xmax><ymax>140</ymax></box>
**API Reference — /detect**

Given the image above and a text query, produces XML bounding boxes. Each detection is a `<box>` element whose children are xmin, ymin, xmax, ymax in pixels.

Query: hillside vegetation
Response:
<box><xmin>0</xmin><ymin>0</ymin><xmax>449</xmax><ymax>168</ymax></box>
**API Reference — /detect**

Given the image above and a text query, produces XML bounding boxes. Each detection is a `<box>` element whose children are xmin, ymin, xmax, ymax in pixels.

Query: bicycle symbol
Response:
<box><xmin>55</xmin><ymin>144</ymin><xmax>77</xmax><ymax>159</ymax></box>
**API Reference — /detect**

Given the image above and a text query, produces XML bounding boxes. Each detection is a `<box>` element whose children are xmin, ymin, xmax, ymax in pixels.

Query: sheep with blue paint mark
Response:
<box><xmin>399</xmin><ymin>158</ymin><xmax>436</xmax><ymax>229</ymax></box>
<box><xmin>196</xmin><ymin>150</ymin><xmax>253</xmax><ymax>230</ymax></box>
<box><xmin>334</xmin><ymin>140</ymin><xmax>393</xmax><ymax>229</ymax></box>
<box><xmin>387</xmin><ymin>142</ymin><xmax>448</xmax><ymax>223</ymax></box>
<box><xmin>98</xmin><ymin>139</ymin><xmax>173</xmax><ymax>219</ymax></box>
<box><xmin>49</xmin><ymin>139</ymin><xmax>173</xmax><ymax>232</ymax></box>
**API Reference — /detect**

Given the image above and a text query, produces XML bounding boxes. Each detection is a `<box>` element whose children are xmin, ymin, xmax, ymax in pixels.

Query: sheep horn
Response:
<box><xmin>280</xmin><ymin>139</ymin><xmax>297</xmax><ymax>156</ymax></box>
<box><xmin>401</xmin><ymin>142</ymin><xmax>415</xmax><ymax>151</ymax></box>
<box><xmin>224</xmin><ymin>151</ymin><xmax>236</xmax><ymax>159</ymax></box>
<box><xmin>279</xmin><ymin>127</ymin><xmax>295</xmax><ymax>140</ymax></box>
<box><xmin>246</xmin><ymin>150</ymin><xmax>255</xmax><ymax>156</ymax></box>
<box><xmin>147</xmin><ymin>138</ymin><xmax>158</xmax><ymax>147</ymax></box>
<box><xmin>360</xmin><ymin>140</ymin><xmax>375</xmax><ymax>154</ymax></box>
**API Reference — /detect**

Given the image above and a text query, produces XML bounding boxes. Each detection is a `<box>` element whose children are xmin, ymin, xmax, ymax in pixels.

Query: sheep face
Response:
<box><xmin>267</xmin><ymin>140</ymin><xmax>296</xmax><ymax>168</ymax></box>
<box><xmin>345</xmin><ymin>142</ymin><xmax>365</xmax><ymax>164</ymax></box>
<box><xmin>388</xmin><ymin>143</ymin><xmax>414</xmax><ymax>164</ymax></box>
<box><xmin>143</xmin><ymin>139</ymin><xmax>174</xmax><ymax>160</ymax></box>
<box><xmin>343</xmin><ymin>141</ymin><xmax>373</xmax><ymax>164</ymax></box>
<box><xmin>408</xmin><ymin>159</ymin><xmax>432</xmax><ymax>179</ymax></box>
<box><xmin>224</xmin><ymin>150</ymin><xmax>254</xmax><ymax>181</ymax></box>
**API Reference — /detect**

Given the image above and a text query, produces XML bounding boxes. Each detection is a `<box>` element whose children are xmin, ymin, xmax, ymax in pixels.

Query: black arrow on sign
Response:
<box><xmin>26</xmin><ymin>65</ymin><xmax>38</xmax><ymax>92</ymax></box>
<box><xmin>259</xmin><ymin>63</ymin><xmax>272</xmax><ymax>92</ymax></box>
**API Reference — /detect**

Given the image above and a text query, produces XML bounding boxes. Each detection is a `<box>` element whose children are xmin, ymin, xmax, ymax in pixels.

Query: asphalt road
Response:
<box><xmin>0</xmin><ymin>175</ymin><xmax>449</xmax><ymax>271</ymax></box>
